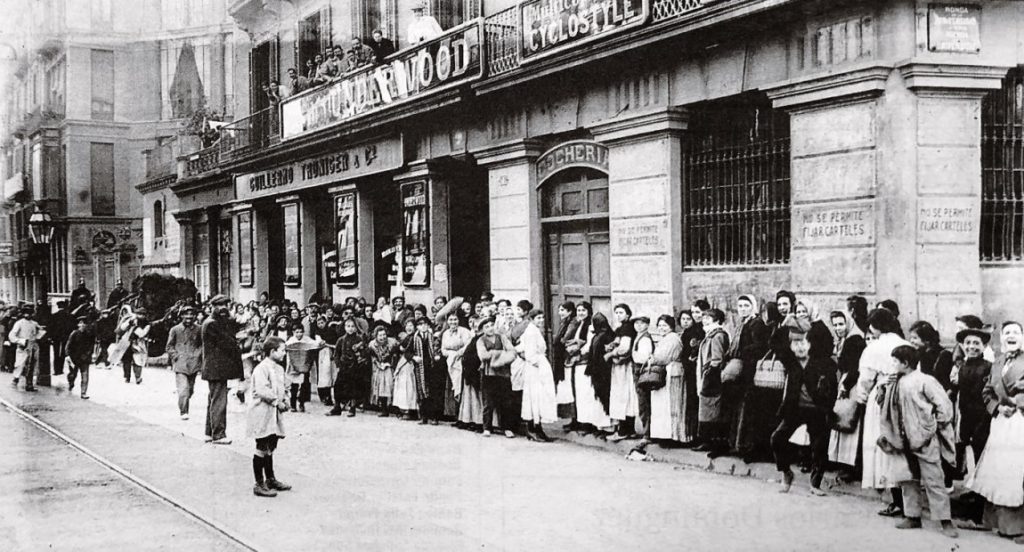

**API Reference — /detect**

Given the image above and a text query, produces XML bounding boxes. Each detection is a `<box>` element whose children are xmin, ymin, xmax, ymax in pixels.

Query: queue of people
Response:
<box><xmin>4</xmin><ymin>286</ymin><xmax>1024</xmax><ymax>542</ymax></box>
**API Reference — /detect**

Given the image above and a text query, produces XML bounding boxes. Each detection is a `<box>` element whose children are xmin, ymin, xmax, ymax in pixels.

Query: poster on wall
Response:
<box><xmin>401</xmin><ymin>181</ymin><xmax>430</xmax><ymax>286</ymax></box>
<box><xmin>237</xmin><ymin>211</ymin><xmax>253</xmax><ymax>287</ymax></box>
<box><xmin>322</xmin><ymin>246</ymin><xmax>338</xmax><ymax>289</ymax></box>
<box><xmin>335</xmin><ymin>193</ymin><xmax>357</xmax><ymax>287</ymax></box>
<box><xmin>283</xmin><ymin>203</ymin><xmax>301</xmax><ymax>286</ymax></box>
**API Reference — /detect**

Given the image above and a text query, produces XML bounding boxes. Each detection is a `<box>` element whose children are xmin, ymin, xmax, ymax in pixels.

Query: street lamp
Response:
<box><xmin>27</xmin><ymin>204</ymin><xmax>54</xmax><ymax>387</ymax></box>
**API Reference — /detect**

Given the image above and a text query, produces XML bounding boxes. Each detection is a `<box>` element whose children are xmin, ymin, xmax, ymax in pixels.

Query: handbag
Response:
<box><xmin>832</xmin><ymin>397</ymin><xmax>861</xmax><ymax>433</ymax></box>
<box><xmin>721</xmin><ymin>358</ymin><xmax>745</xmax><ymax>383</ymax></box>
<box><xmin>753</xmin><ymin>352</ymin><xmax>785</xmax><ymax>389</ymax></box>
<box><xmin>636</xmin><ymin>360</ymin><xmax>667</xmax><ymax>391</ymax></box>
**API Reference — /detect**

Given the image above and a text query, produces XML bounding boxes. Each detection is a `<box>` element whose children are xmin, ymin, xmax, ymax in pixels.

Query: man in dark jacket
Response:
<box><xmin>70</xmin><ymin>279</ymin><xmax>93</xmax><ymax>310</ymax></box>
<box><xmin>168</xmin><ymin>306</ymin><xmax>203</xmax><ymax>420</ymax></box>
<box><xmin>66</xmin><ymin>316</ymin><xmax>94</xmax><ymax>399</ymax></box>
<box><xmin>202</xmin><ymin>295</ymin><xmax>243</xmax><ymax>444</ymax></box>
<box><xmin>368</xmin><ymin>29</ymin><xmax>396</xmax><ymax>64</ymax></box>
<box><xmin>106</xmin><ymin>280</ymin><xmax>128</xmax><ymax>309</ymax></box>
<box><xmin>771</xmin><ymin>326</ymin><xmax>837</xmax><ymax>495</ymax></box>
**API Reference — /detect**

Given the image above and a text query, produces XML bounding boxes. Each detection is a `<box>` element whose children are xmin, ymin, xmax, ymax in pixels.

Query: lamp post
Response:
<box><xmin>27</xmin><ymin>204</ymin><xmax>54</xmax><ymax>387</ymax></box>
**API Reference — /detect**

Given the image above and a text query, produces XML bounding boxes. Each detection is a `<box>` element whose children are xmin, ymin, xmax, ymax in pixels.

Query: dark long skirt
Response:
<box><xmin>735</xmin><ymin>386</ymin><xmax>784</xmax><ymax>459</ymax></box>
<box><xmin>443</xmin><ymin>372</ymin><xmax>460</xmax><ymax>419</ymax></box>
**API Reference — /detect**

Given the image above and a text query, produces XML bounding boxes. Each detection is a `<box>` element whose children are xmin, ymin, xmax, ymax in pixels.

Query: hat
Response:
<box><xmin>76</xmin><ymin>316</ymin><xmax>89</xmax><ymax>323</ymax></box>
<box><xmin>412</xmin><ymin>2</ymin><xmax>426</xmax><ymax>11</ymax></box>
<box><xmin>633</xmin><ymin>316</ymin><xmax>651</xmax><ymax>325</ymax></box>
<box><xmin>956</xmin><ymin>326</ymin><xmax>992</xmax><ymax>345</ymax></box>
<box><xmin>210</xmin><ymin>294</ymin><xmax>230</xmax><ymax>306</ymax></box>
<box><xmin>956</xmin><ymin>314</ymin><xmax>984</xmax><ymax>330</ymax></box>
<box><xmin>180</xmin><ymin>306</ymin><xmax>196</xmax><ymax>315</ymax></box>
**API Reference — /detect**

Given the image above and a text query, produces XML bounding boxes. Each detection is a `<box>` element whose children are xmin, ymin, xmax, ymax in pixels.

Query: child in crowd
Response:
<box><xmin>248</xmin><ymin>336</ymin><xmax>292</xmax><ymax>497</ymax></box>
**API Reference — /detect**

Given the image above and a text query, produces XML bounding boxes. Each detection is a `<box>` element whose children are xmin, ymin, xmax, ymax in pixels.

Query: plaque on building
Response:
<box><xmin>521</xmin><ymin>0</ymin><xmax>648</xmax><ymax>63</ymax></box>
<box><xmin>235</xmin><ymin>136</ymin><xmax>403</xmax><ymax>202</ymax></box>
<box><xmin>280</xmin><ymin>22</ymin><xmax>483</xmax><ymax>141</ymax></box>
<box><xmin>928</xmin><ymin>4</ymin><xmax>981</xmax><ymax>53</ymax></box>
<box><xmin>793</xmin><ymin>202</ymin><xmax>875</xmax><ymax>248</ymax></box>
<box><xmin>917</xmin><ymin>197</ymin><xmax>976</xmax><ymax>244</ymax></box>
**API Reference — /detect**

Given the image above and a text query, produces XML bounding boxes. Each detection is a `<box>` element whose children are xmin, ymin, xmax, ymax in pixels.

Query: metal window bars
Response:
<box><xmin>981</xmin><ymin>66</ymin><xmax>1024</xmax><ymax>262</ymax></box>
<box><xmin>683</xmin><ymin>98</ymin><xmax>791</xmax><ymax>267</ymax></box>
<box><xmin>485</xmin><ymin>6</ymin><xmax>520</xmax><ymax>78</ymax></box>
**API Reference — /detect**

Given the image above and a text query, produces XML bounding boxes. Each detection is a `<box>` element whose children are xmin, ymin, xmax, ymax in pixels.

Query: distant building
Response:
<box><xmin>0</xmin><ymin>0</ymin><xmax>237</xmax><ymax>306</ymax></box>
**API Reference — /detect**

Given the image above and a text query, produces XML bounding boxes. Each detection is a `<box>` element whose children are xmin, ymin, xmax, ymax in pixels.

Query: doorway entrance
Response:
<box><xmin>542</xmin><ymin>167</ymin><xmax>611</xmax><ymax>317</ymax></box>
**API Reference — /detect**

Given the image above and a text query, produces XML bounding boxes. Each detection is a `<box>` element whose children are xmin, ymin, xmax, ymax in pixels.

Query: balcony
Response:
<box><xmin>219</xmin><ymin>106</ymin><xmax>279</xmax><ymax>164</ymax></box>
<box><xmin>185</xmin><ymin>145</ymin><xmax>221</xmax><ymax>178</ymax></box>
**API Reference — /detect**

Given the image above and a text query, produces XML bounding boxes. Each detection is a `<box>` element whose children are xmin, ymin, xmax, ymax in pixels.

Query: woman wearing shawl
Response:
<box><xmin>583</xmin><ymin>312</ymin><xmax>615</xmax><ymax>436</ymax></box>
<box><xmin>412</xmin><ymin>317</ymin><xmax>445</xmax><ymax>425</ymax></box>
<box><xmin>563</xmin><ymin>303</ymin><xmax>592</xmax><ymax>432</ymax></box>
<box><xmin>441</xmin><ymin>312</ymin><xmax>474</xmax><ymax>426</ymax></box>
<box><xmin>392</xmin><ymin>319</ymin><xmax>420</xmax><ymax>418</ymax></box>
<box><xmin>507</xmin><ymin>300</ymin><xmax>535</xmax><ymax>432</ymax></box>
<box><xmin>607</xmin><ymin>304</ymin><xmax>639</xmax><ymax>442</ymax></box>
<box><xmin>517</xmin><ymin>309</ymin><xmax>557</xmax><ymax>441</ymax></box>
<box><xmin>827</xmin><ymin>310</ymin><xmax>867</xmax><ymax>479</ymax></box>
<box><xmin>329</xmin><ymin>318</ymin><xmax>365</xmax><ymax>417</ymax></box>
<box><xmin>735</xmin><ymin>302</ymin><xmax>784</xmax><ymax>462</ymax></box>
<box><xmin>648</xmin><ymin>315</ymin><xmax>686</xmax><ymax>443</ymax></box>
<box><xmin>368</xmin><ymin>325</ymin><xmax>399</xmax><ymax>416</ymax></box>
<box><xmin>968</xmin><ymin>321</ymin><xmax>1024</xmax><ymax>543</ymax></box>
<box><xmin>553</xmin><ymin>301</ymin><xmax>579</xmax><ymax>422</ymax></box>
<box><xmin>856</xmin><ymin>308</ymin><xmax>913</xmax><ymax>517</ymax></box>
<box><xmin>678</xmin><ymin>309</ymin><xmax>705</xmax><ymax>445</ymax></box>
<box><xmin>728</xmin><ymin>294</ymin><xmax>770</xmax><ymax>456</ymax></box>
<box><xmin>314</xmin><ymin>316</ymin><xmax>338</xmax><ymax>407</ymax></box>
<box><xmin>457</xmin><ymin>316</ymin><xmax>485</xmax><ymax>429</ymax></box>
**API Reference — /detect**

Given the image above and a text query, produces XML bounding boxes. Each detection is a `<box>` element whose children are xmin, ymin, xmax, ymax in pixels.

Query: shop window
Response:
<box><xmin>401</xmin><ymin>182</ymin><xmax>430</xmax><ymax>286</ymax></box>
<box><xmin>282</xmin><ymin>203</ymin><xmax>301</xmax><ymax>286</ymax></box>
<box><xmin>683</xmin><ymin>95</ymin><xmax>791</xmax><ymax>267</ymax></box>
<box><xmin>238</xmin><ymin>211</ymin><xmax>254</xmax><ymax>287</ymax></box>
<box><xmin>981</xmin><ymin>67</ymin><xmax>1024</xmax><ymax>262</ymax></box>
<box><xmin>90</xmin><ymin>49</ymin><xmax>114</xmax><ymax>120</ymax></box>
<box><xmin>89</xmin><ymin>143</ymin><xmax>115</xmax><ymax>216</ymax></box>
<box><xmin>335</xmin><ymin>193</ymin><xmax>357</xmax><ymax>287</ymax></box>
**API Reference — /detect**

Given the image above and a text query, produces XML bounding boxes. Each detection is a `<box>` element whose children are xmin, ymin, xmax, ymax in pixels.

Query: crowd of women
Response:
<box><xmin>61</xmin><ymin>287</ymin><xmax>1024</xmax><ymax>542</ymax></box>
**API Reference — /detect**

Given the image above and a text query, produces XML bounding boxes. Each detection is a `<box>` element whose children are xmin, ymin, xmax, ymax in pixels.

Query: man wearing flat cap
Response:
<box><xmin>66</xmin><ymin>316</ymin><xmax>95</xmax><ymax>399</ymax></box>
<box><xmin>167</xmin><ymin>306</ymin><xmax>203</xmax><ymax>420</ymax></box>
<box><xmin>10</xmin><ymin>306</ymin><xmax>43</xmax><ymax>392</ymax></box>
<box><xmin>202</xmin><ymin>295</ymin><xmax>243</xmax><ymax>444</ymax></box>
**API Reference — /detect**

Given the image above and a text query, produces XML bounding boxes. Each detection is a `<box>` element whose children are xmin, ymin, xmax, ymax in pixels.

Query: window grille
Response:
<box><xmin>981</xmin><ymin>67</ymin><xmax>1024</xmax><ymax>262</ymax></box>
<box><xmin>683</xmin><ymin>96</ymin><xmax>791</xmax><ymax>266</ymax></box>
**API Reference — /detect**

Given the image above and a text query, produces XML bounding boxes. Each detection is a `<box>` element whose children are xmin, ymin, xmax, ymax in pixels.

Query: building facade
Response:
<box><xmin>0</xmin><ymin>0</ymin><xmax>236</xmax><ymax>307</ymax></box>
<box><xmin>169</xmin><ymin>0</ymin><xmax>1024</xmax><ymax>342</ymax></box>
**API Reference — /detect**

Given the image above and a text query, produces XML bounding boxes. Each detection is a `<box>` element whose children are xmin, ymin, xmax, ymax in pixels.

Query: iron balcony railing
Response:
<box><xmin>651</xmin><ymin>0</ymin><xmax>708</xmax><ymax>22</ymax></box>
<box><xmin>185</xmin><ymin>145</ymin><xmax>221</xmax><ymax>178</ymax></box>
<box><xmin>220</xmin><ymin>106</ymin><xmax>280</xmax><ymax>163</ymax></box>
<box><xmin>485</xmin><ymin>6</ymin><xmax>520</xmax><ymax>78</ymax></box>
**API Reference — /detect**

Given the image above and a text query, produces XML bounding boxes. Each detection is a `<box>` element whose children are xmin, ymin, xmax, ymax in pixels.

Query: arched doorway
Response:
<box><xmin>541</xmin><ymin>166</ymin><xmax>611</xmax><ymax>318</ymax></box>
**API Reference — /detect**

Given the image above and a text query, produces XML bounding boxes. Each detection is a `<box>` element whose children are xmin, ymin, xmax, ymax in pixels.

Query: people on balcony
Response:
<box><xmin>322</xmin><ymin>47</ymin><xmax>344</xmax><ymax>80</ymax></box>
<box><xmin>285</xmin><ymin>68</ymin><xmax>309</xmax><ymax>97</ymax></box>
<box><xmin>408</xmin><ymin>2</ymin><xmax>443</xmax><ymax>44</ymax></box>
<box><xmin>368</xmin><ymin>29</ymin><xmax>396</xmax><ymax>63</ymax></box>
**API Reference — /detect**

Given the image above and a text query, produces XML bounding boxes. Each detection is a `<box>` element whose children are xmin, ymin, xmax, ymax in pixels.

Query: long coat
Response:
<box><xmin>166</xmin><ymin>322</ymin><xmax>202</xmax><ymax>375</ymax></box>
<box><xmin>246</xmin><ymin>357</ymin><xmax>287</xmax><ymax>439</ymax></box>
<box><xmin>201</xmin><ymin>316</ymin><xmax>243</xmax><ymax>381</ymax></box>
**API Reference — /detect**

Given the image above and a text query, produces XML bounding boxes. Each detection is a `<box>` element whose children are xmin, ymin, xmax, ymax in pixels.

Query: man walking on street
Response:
<box><xmin>10</xmin><ymin>306</ymin><xmax>43</xmax><ymax>392</ymax></box>
<box><xmin>167</xmin><ymin>306</ymin><xmax>203</xmax><ymax>420</ymax></box>
<box><xmin>66</xmin><ymin>316</ymin><xmax>94</xmax><ymax>399</ymax></box>
<box><xmin>203</xmin><ymin>295</ymin><xmax>242</xmax><ymax>444</ymax></box>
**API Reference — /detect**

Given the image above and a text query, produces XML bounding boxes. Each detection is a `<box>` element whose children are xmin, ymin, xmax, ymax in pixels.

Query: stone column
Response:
<box><xmin>472</xmin><ymin>140</ymin><xmax>543</xmax><ymax>305</ymax></box>
<box><xmin>592</xmin><ymin>108</ymin><xmax>686</xmax><ymax>319</ymax></box>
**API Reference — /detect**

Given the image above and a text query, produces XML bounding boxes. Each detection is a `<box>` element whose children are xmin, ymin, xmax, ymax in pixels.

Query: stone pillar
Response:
<box><xmin>251</xmin><ymin>207</ymin><xmax>271</xmax><ymax>296</ymax></box>
<box><xmin>473</xmin><ymin>140</ymin><xmax>544</xmax><ymax>305</ymax></box>
<box><xmin>592</xmin><ymin>108</ymin><xmax>686</xmax><ymax>319</ymax></box>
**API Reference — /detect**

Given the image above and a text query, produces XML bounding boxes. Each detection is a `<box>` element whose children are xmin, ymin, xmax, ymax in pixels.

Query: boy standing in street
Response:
<box><xmin>66</xmin><ymin>316</ymin><xmax>94</xmax><ymax>399</ymax></box>
<box><xmin>167</xmin><ymin>307</ymin><xmax>203</xmax><ymax>420</ymax></box>
<box><xmin>879</xmin><ymin>345</ymin><xmax>959</xmax><ymax>539</ymax></box>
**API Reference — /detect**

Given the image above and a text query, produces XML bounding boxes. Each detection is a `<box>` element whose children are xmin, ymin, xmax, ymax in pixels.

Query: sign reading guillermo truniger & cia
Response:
<box><xmin>521</xmin><ymin>0</ymin><xmax>648</xmax><ymax>62</ymax></box>
<box><xmin>281</xmin><ymin>21</ymin><xmax>483</xmax><ymax>141</ymax></box>
<box><xmin>234</xmin><ymin>136</ymin><xmax>403</xmax><ymax>201</ymax></box>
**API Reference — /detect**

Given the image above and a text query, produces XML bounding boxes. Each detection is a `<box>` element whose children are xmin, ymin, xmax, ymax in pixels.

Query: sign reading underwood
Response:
<box><xmin>281</xmin><ymin>22</ymin><xmax>483</xmax><ymax>141</ymax></box>
<box><xmin>521</xmin><ymin>0</ymin><xmax>648</xmax><ymax>62</ymax></box>
<box><xmin>234</xmin><ymin>136</ymin><xmax>403</xmax><ymax>201</ymax></box>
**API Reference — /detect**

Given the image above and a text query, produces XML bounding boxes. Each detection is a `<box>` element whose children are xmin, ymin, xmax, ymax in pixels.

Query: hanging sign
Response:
<box><xmin>521</xmin><ymin>0</ymin><xmax>648</xmax><ymax>62</ymax></box>
<box><xmin>536</xmin><ymin>140</ymin><xmax>610</xmax><ymax>184</ymax></box>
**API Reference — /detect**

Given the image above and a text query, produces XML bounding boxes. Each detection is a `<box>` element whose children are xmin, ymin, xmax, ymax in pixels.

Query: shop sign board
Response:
<box><xmin>521</xmin><ymin>0</ymin><xmax>648</xmax><ymax>63</ymax></box>
<box><xmin>536</xmin><ymin>140</ymin><xmax>610</xmax><ymax>184</ymax></box>
<box><xmin>234</xmin><ymin>136</ymin><xmax>403</xmax><ymax>201</ymax></box>
<box><xmin>928</xmin><ymin>4</ymin><xmax>981</xmax><ymax>53</ymax></box>
<box><xmin>280</xmin><ymin>21</ymin><xmax>483</xmax><ymax>141</ymax></box>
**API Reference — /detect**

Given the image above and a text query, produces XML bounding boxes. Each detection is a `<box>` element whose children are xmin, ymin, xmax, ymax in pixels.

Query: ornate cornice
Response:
<box><xmin>765</xmin><ymin>62</ymin><xmax>894</xmax><ymax>111</ymax></box>
<box><xmin>591</xmin><ymin>107</ymin><xmax>688</xmax><ymax>145</ymax></box>
<box><xmin>470</xmin><ymin>139</ymin><xmax>544</xmax><ymax>168</ymax></box>
<box><xmin>896</xmin><ymin>61</ymin><xmax>1011</xmax><ymax>96</ymax></box>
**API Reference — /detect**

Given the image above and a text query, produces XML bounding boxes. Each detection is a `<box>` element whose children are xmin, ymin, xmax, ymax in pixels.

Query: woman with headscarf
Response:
<box><xmin>553</xmin><ymin>301</ymin><xmax>578</xmax><ymax>422</ymax></box>
<box><xmin>563</xmin><ymin>302</ymin><xmax>592</xmax><ymax>432</ymax></box>
<box><xmin>517</xmin><ymin>308</ymin><xmax>557</xmax><ymax>441</ymax></box>
<box><xmin>827</xmin><ymin>309</ymin><xmax>867</xmax><ymax>481</ymax></box>
<box><xmin>441</xmin><ymin>312</ymin><xmax>474</xmax><ymax>426</ymax></box>
<box><xmin>607</xmin><ymin>303</ymin><xmax>639</xmax><ymax>442</ymax></box>
<box><xmin>392</xmin><ymin>319</ymin><xmax>420</xmax><ymax>419</ymax></box>
<box><xmin>727</xmin><ymin>294</ymin><xmax>770</xmax><ymax>456</ymax></box>
<box><xmin>648</xmin><ymin>315</ymin><xmax>686</xmax><ymax>444</ymax></box>
<box><xmin>368</xmin><ymin>324</ymin><xmax>399</xmax><ymax>416</ymax></box>
<box><xmin>857</xmin><ymin>308</ymin><xmax>913</xmax><ymax>517</ymax></box>
<box><xmin>581</xmin><ymin>312</ymin><xmax>615</xmax><ymax>436</ymax></box>
<box><xmin>735</xmin><ymin>301</ymin><xmax>784</xmax><ymax>462</ymax></box>
<box><xmin>678</xmin><ymin>309</ymin><xmax>705</xmax><ymax>446</ymax></box>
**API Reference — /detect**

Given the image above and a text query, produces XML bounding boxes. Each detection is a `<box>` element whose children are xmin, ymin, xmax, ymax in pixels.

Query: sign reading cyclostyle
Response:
<box><xmin>520</xmin><ymin>0</ymin><xmax>648</xmax><ymax>62</ymax></box>
<box><xmin>281</xmin><ymin>21</ymin><xmax>483</xmax><ymax>141</ymax></box>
